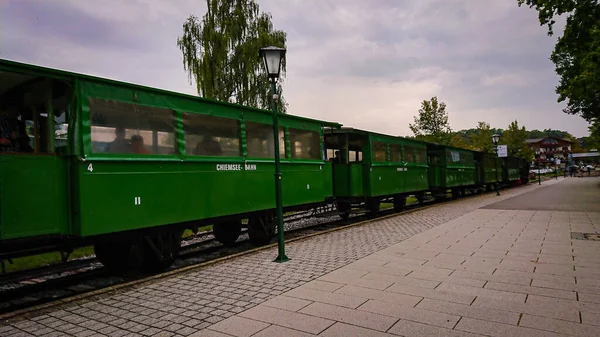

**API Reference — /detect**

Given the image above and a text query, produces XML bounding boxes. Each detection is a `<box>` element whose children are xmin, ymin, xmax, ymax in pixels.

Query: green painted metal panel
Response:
<box><xmin>349</xmin><ymin>164</ymin><xmax>364</xmax><ymax>197</ymax></box>
<box><xmin>332</xmin><ymin>163</ymin><xmax>364</xmax><ymax>197</ymax></box>
<box><xmin>366</xmin><ymin>165</ymin><xmax>428</xmax><ymax>197</ymax></box>
<box><xmin>0</xmin><ymin>155</ymin><xmax>69</xmax><ymax>239</ymax></box>
<box><xmin>444</xmin><ymin>168</ymin><xmax>477</xmax><ymax>187</ymax></box>
<box><xmin>74</xmin><ymin>160</ymin><xmax>332</xmax><ymax>237</ymax></box>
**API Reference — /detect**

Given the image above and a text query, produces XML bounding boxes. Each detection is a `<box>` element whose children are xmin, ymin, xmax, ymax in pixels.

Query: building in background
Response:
<box><xmin>527</xmin><ymin>136</ymin><xmax>573</xmax><ymax>165</ymax></box>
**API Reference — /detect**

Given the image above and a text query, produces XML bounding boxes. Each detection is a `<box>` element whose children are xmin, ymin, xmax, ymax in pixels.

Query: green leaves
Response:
<box><xmin>177</xmin><ymin>0</ymin><xmax>288</xmax><ymax>112</ymax></box>
<box><xmin>503</xmin><ymin>120</ymin><xmax>534</xmax><ymax>160</ymax></box>
<box><xmin>518</xmin><ymin>0</ymin><xmax>600</xmax><ymax>122</ymax></box>
<box><xmin>409</xmin><ymin>96</ymin><xmax>453</xmax><ymax>145</ymax></box>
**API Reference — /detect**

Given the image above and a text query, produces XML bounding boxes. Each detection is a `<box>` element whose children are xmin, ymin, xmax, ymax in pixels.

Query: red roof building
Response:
<box><xmin>527</xmin><ymin>136</ymin><xmax>573</xmax><ymax>165</ymax></box>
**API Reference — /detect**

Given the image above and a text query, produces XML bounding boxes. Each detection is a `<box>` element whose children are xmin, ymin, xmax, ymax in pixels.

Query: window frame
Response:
<box><xmin>181</xmin><ymin>111</ymin><xmax>243</xmax><ymax>160</ymax></box>
<box><xmin>85</xmin><ymin>97</ymin><xmax>180</xmax><ymax>161</ymax></box>
<box><xmin>243</xmin><ymin>120</ymin><xmax>287</xmax><ymax>161</ymax></box>
<box><xmin>287</xmin><ymin>127</ymin><xmax>322</xmax><ymax>161</ymax></box>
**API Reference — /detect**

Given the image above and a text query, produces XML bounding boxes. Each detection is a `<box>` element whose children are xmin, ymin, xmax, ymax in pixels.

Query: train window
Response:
<box><xmin>447</xmin><ymin>150</ymin><xmax>460</xmax><ymax>163</ymax></box>
<box><xmin>245</xmin><ymin>121</ymin><xmax>285</xmax><ymax>158</ymax></box>
<box><xmin>289</xmin><ymin>128</ymin><xmax>320</xmax><ymax>160</ymax></box>
<box><xmin>403</xmin><ymin>145</ymin><xmax>416</xmax><ymax>162</ymax></box>
<box><xmin>349</xmin><ymin>150</ymin><xmax>362</xmax><ymax>162</ymax></box>
<box><xmin>183</xmin><ymin>113</ymin><xmax>240</xmax><ymax>157</ymax></box>
<box><xmin>460</xmin><ymin>152</ymin><xmax>474</xmax><ymax>166</ymax></box>
<box><xmin>0</xmin><ymin>74</ymin><xmax>72</xmax><ymax>155</ymax></box>
<box><xmin>389</xmin><ymin>144</ymin><xmax>402</xmax><ymax>162</ymax></box>
<box><xmin>89</xmin><ymin>99</ymin><xmax>176</xmax><ymax>155</ymax></box>
<box><xmin>372</xmin><ymin>141</ymin><xmax>387</xmax><ymax>162</ymax></box>
<box><xmin>415</xmin><ymin>147</ymin><xmax>426</xmax><ymax>163</ymax></box>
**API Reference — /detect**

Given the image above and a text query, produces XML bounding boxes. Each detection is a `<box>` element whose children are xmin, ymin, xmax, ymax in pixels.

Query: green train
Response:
<box><xmin>0</xmin><ymin>59</ymin><xmax>530</xmax><ymax>272</ymax></box>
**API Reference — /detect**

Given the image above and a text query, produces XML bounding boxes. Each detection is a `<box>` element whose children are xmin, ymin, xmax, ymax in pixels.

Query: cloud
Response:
<box><xmin>0</xmin><ymin>0</ymin><xmax>591</xmax><ymax>137</ymax></box>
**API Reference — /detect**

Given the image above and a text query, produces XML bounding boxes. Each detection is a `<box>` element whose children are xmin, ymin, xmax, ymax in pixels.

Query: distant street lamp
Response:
<box><xmin>492</xmin><ymin>134</ymin><xmax>500</xmax><ymax>196</ymax></box>
<box><xmin>259</xmin><ymin>46</ymin><xmax>289</xmax><ymax>263</ymax></box>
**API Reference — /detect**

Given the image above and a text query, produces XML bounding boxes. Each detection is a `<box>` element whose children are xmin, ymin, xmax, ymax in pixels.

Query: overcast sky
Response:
<box><xmin>0</xmin><ymin>0</ymin><xmax>591</xmax><ymax>137</ymax></box>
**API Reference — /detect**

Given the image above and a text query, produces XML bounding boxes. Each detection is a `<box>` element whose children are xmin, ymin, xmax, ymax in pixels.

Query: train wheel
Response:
<box><xmin>337</xmin><ymin>201</ymin><xmax>351</xmax><ymax>220</ymax></box>
<box><xmin>94</xmin><ymin>240</ymin><xmax>133</xmax><ymax>272</ymax></box>
<box><xmin>393</xmin><ymin>196</ymin><xmax>405</xmax><ymax>212</ymax></box>
<box><xmin>451</xmin><ymin>189</ymin><xmax>459</xmax><ymax>200</ymax></box>
<box><xmin>139</xmin><ymin>230</ymin><xmax>183</xmax><ymax>273</ymax></box>
<box><xmin>366</xmin><ymin>199</ymin><xmax>380</xmax><ymax>219</ymax></box>
<box><xmin>213</xmin><ymin>220</ymin><xmax>242</xmax><ymax>246</ymax></box>
<box><xmin>248</xmin><ymin>213</ymin><xmax>276</xmax><ymax>246</ymax></box>
<box><xmin>416</xmin><ymin>193</ymin><xmax>425</xmax><ymax>204</ymax></box>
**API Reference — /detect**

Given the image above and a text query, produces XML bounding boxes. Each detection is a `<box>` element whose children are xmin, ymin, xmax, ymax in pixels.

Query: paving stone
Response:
<box><xmin>520</xmin><ymin>314</ymin><xmax>598</xmax><ymax>336</ymax></box>
<box><xmin>406</xmin><ymin>270</ymin><xmax>486</xmax><ymax>288</ymax></box>
<box><xmin>389</xmin><ymin>320</ymin><xmax>487</xmax><ymax>337</ymax></box>
<box><xmin>206</xmin><ymin>316</ymin><xmax>268</xmax><ymax>337</ymax></box>
<box><xmin>334</xmin><ymin>284</ymin><xmax>422</xmax><ymax>307</ymax></box>
<box><xmin>472</xmin><ymin>296</ymin><xmax>580</xmax><ymax>322</ymax></box>
<box><xmin>238</xmin><ymin>305</ymin><xmax>334</xmax><ymax>334</ymax></box>
<box><xmin>283</xmin><ymin>286</ymin><xmax>368</xmax><ymax>309</ymax></box>
<box><xmin>385</xmin><ymin>282</ymin><xmax>475</xmax><ymax>304</ymax></box>
<box><xmin>455</xmin><ymin>317</ymin><xmax>570</xmax><ymax>337</ymax></box>
<box><xmin>416</xmin><ymin>298</ymin><xmax>519</xmax><ymax>325</ymax></box>
<box><xmin>484</xmin><ymin>281</ymin><xmax>577</xmax><ymax>300</ymax></box>
<box><xmin>250</xmin><ymin>324</ymin><xmax>316</xmax><ymax>337</ymax></box>
<box><xmin>319</xmin><ymin>322</ymin><xmax>395</xmax><ymax>337</ymax></box>
<box><xmin>358</xmin><ymin>299</ymin><xmax>460</xmax><ymax>329</ymax></box>
<box><xmin>435</xmin><ymin>282</ymin><xmax>527</xmax><ymax>302</ymax></box>
<box><xmin>188</xmin><ymin>329</ymin><xmax>231</xmax><ymax>337</ymax></box>
<box><xmin>299</xmin><ymin>302</ymin><xmax>397</xmax><ymax>332</ymax></box>
<box><xmin>581</xmin><ymin>311</ymin><xmax>600</xmax><ymax>327</ymax></box>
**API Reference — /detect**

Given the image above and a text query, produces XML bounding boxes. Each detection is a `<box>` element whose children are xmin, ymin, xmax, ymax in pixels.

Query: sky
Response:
<box><xmin>0</xmin><ymin>0</ymin><xmax>592</xmax><ymax>137</ymax></box>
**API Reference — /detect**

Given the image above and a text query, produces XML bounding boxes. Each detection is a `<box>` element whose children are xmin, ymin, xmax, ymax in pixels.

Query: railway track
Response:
<box><xmin>0</xmin><ymin>189</ymin><xmax>489</xmax><ymax>316</ymax></box>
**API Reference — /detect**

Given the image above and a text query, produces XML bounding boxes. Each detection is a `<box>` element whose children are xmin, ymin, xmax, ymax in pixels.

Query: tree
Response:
<box><xmin>517</xmin><ymin>0</ymin><xmax>600</xmax><ymax>122</ymax></box>
<box><xmin>177</xmin><ymin>0</ymin><xmax>288</xmax><ymax>112</ymax></box>
<box><xmin>409</xmin><ymin>96</ymin><xmax>452</xmax><ymax>145</ymax></box>
<box><xmin>469</xmin><ymin>121</ymin><xmax>495</xmax><ymax>153</ymax></box>
<box><xmin>450</xmin><ymin>133</ymin><xmax>470</xmax><ymax>149</ymax></box>
<box><xmin>503</xmin><ymin>120</ymin><xmax>534</xmax><ymax>160</ymax></box>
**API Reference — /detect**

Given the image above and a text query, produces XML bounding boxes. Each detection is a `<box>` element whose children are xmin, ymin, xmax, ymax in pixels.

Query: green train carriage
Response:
<box><xmin>324</xmin><ymin>128</ymin><xmax>429</xmax><ymax>218</ymax></box>
<box><xmin>0</xmin><ymin>58</ymin><xmax>340</xmax><ymax>272</ymax></box>
<box><xmin>475</xmin><ymin>152</ymin><xmax>501</xmax><ymax>192</ymax></box>
<box><xmin>426</xmin><ymin>144</ymin><xmax>478</xmax><ymax>198</ymax></box>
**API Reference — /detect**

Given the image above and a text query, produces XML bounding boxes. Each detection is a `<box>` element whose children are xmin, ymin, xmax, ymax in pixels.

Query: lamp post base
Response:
<box><xmin>273</xmin><ymin>255</ymin><xmax>290</xmax><ymax>263</ymax></box>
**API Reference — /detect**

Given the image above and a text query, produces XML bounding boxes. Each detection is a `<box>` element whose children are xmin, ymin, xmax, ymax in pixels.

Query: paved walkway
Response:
<box><xmin>3</xmin><ymin>177</ymin><xmax>599</xmax><ymax>337</ymax></box>
<box><xmin>198</xmin><ymin>177</ymin><xmax>600</xmax><ymax>337</ymax></box>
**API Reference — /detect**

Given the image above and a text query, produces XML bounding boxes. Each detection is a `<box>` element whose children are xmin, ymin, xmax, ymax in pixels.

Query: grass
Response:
<box><xmin>3</xmin><ymin>246</ymin><xmax>95</xmax><ymax>273</ymax></box>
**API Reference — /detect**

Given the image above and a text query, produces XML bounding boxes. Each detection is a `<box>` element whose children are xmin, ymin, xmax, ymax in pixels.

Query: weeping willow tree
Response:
<box><xmin>177</xmin><ymin>0</ymin><xmax>288</xmax><ymax>112</ymax></box>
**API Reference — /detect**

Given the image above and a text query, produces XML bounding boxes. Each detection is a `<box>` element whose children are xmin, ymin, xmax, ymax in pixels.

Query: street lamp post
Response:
<box><xmin>259</xmin><ymin>46</ymin><xmax>289</xmax><ymax>263</ymax></box>
<box><xmin>492</xmin><ymin>134</ymin><xmax>500</xmax><ymax>196</ymax></box>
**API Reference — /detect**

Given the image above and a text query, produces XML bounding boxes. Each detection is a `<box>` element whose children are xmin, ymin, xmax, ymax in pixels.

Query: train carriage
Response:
<box><xmin>475</xmin><ymin>152</ymin><xmax>501</xmax><ymax>192</ymax></box>
<box><xmin>426</xmin><ymin>144</ymin><xmax>478</xmax><ymax>198</ymax></box>
<box><xmin>502</xmin><ymin>156</ymin><xmax>522</xmax><ymax>185</ymax></box>
<box><xmin>0</xmin><ymin>59</ymin><xmax>340</xmax><ymax>272</ymax></box>
<box><xmin>323</xmin><ymin>128</ymin><xmax>429</xmax><ymax>218</ymax></box>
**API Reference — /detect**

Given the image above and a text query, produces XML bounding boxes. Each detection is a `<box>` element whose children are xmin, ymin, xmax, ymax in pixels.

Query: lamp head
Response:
<box><xmin>259</xmin><ymin>46</ymin><xmax>286</xmax><ymax>81</ymax></box>
<box><xmin>492</xmin><ymin>133</ymin><xmax>500</xmax><ymax>145</ymax></box>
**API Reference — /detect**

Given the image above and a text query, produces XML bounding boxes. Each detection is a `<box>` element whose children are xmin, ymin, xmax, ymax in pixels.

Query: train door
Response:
<box><xmin>427</xmin><ymin>148</ymin><xmax>443</xmax><ymax>188</ymax></box>
<box><xmin>0</xmin><ymin>74</ymin><xmax>71</xmax><ymax>240</ymax></box>
<box><xmin>324</xmin><ymin>132</ymin><xmax>365</xmax><ymax>197</ymax></box>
